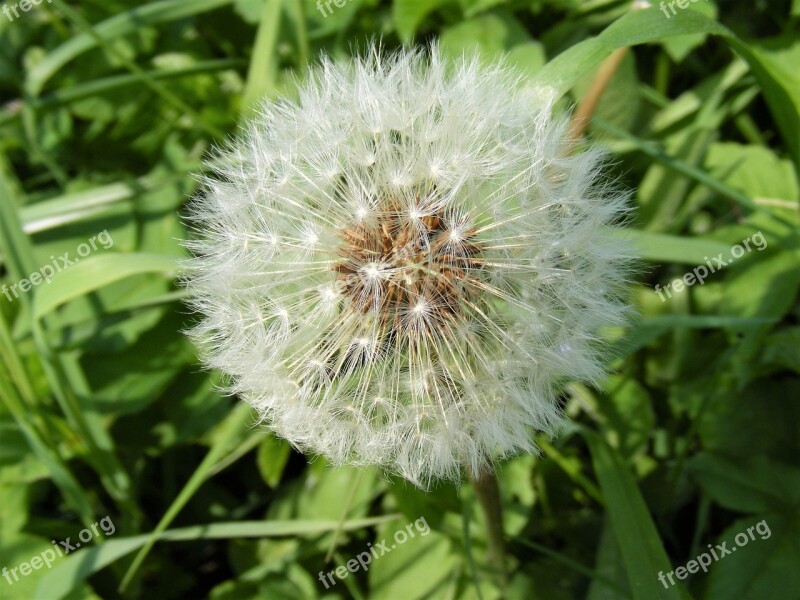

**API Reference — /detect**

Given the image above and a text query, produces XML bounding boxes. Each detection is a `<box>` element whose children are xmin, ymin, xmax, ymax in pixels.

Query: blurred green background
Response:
<box><xmin>1</xmin><ymin>0</ymin><xmax>799</xmax><ymax>598</ymax></box>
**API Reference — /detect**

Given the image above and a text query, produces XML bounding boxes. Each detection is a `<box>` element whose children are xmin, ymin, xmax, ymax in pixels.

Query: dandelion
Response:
<box><xmin>183</xmin><ymin>45</ymin><xmax>632</xmax><ymax>489</ymax></box>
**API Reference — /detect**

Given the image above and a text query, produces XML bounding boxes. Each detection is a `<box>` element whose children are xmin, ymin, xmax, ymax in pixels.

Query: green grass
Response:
<box><xmin>1</xmin><ymin>0</ymin><xmax>798</xmax><ymax>598</ymax></box>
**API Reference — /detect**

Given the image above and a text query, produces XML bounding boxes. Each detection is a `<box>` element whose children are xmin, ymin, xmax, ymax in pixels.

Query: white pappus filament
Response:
<box><xmin>183</xmin><ymin>45</ymin><xmax>633</xmax><ymax>488</ymax></box>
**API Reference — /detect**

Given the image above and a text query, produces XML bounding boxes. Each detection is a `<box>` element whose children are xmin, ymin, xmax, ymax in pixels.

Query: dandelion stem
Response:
<box><xmin>471</xmin><ymin>467</ymin><xmax>507</xmax><ymax>583</ymax></box>
<box><xmin>568</xmin><ymin>0</ymin><xmax>646</xmax><ymax>145</ymax></box>
<box><xmin>568</xmin><ymin>47</ymin><xmax>628</xmax><ymax>144</ymax></box>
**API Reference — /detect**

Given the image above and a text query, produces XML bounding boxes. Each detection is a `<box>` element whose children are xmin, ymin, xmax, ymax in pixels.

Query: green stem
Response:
<box><xmin>470</xmin><ymin>467</ymin><xmax>507</xmax><ymax>583</ymax></box>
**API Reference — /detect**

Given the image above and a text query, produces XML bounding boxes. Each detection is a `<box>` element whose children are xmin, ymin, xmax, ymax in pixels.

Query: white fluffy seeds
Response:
<box><xmin>184</xmin><ymin>46</ymin><xmax>632</xmax><ymax>488</ymax></box>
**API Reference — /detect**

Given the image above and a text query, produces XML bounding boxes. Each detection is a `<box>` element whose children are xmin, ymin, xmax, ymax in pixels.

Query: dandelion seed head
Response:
<box><xmin>183</xmin><ymin>45</ymin><xmax>633</xmax><ymax>488</ymax></box>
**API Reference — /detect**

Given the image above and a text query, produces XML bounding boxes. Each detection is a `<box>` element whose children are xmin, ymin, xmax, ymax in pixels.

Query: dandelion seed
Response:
<box><xmin>183</xmin><ymin>45</ymin><xmax>633</xmax><ymax>488</ymax></box>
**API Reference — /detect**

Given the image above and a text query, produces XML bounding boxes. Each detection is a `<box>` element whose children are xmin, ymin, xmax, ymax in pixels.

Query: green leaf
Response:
<box><xmin>760</xmin><ymin>328</ymin><xmax>800</xmax><ymax>374</ymax></box>
<box><xmin>720</xmin><ymin>251</ymin><xmax>800</xmax><ymax>319</ymax></box>
<box><xmin>118</xmin><ymin>402</ymin><xmax>255</xmax><ymax>590</ymax></box>
<box><xmin>1</xmin><ymin>533</ymin><xmax>66</xmax><ymax>600</ymax></box>
<box><xmin>32</xmin><ymin>253</ymin><xmax>177</xmax><ymax>320</ymax></box>
<box><xmin>609</xmin><ymin>315</ymin><xmax>777</xmax><ymax>360</ymax></box>
<box><xmin>698</xmin><ymin>378</ymin><xmax>800</xmax><ymax>462</ymax></box>
<box><xmin>625</xmin><ymin>230</ymin><xmax>731</xmax><ymax>265</ymax></box>
<box><xmin>573</xmin><ymin>51</ymin><xmax>640</xmax><ymax>136</ymax></box>
<box><xmin>688</xmin><ymin>454</ymin><xmax>800</xmax><ymax>514</ymax></box>
<box><xmin>647</xmin><ymin>60</ymin><xmax>750</xmax><ymax>135</ymax></box>
<box><xmin>534</xmin><ymin>8</ymin><xmax>800</xmax><ymax>173</ymax></box>
<box><xmin>587</xmin><ymin>519</ymin><xmax>633</xmax><ymax>600</ymax></box>
<box><xmin>731</xmin><ymin>39</ymin><xmax>800</xmax><ymax>167</ymax></box>
<box><xmin>241</xmin><ymin>0</ymin><xmax>282</xmax><ymax>113</ymax></box>
<box><xmin>504</xmin><ymin>41</ymin><xmax>547</xmax><ymax>76</ymax></box>
<box><xmin>705</xmin><ymin>513</ymin><xmax>800</xmax><ymax>600</ymax></box>
<box><xmin>368</xmin><ymin>525</ymin><xmax>458</xmax><ymax>599</ymax></box>
<box><xmin>533</xmin><ymin>8</ymin><xmax>729</xmax><ymax>98</ymax></box>
<box><xmin>256</xmin><ymin>433</ymin><xmax>292</xmax><ymax>488</ymax></box>
<box><xmin>393</xmin><ymin>0</ymin><xmax>452</xmax><ymax>43</ymax></box>
<box><xmin>36</xmin><ymin>515</ymin><xmax>400</xmax><ymax>600</ymax></box>
<box><xmin>26</xmin><ymin>0</ymin><xmax>235</xmax><ymax>95</ymax></box>
<box><xmin>601</xmin><ymin>376</ymin><xmax>654</xmax><ymax>458</ymax></box>
<box><xmin>704</xmin><ymin>143</ymin><xmax>799</xmax><ymax>203</ymax></box>
<box><xmin>583</xmin><ymin>429</ymin><xmax>686</xmax><ymax>600</ymax></box>
<box><xmin>439</xmin><ymin>13</ymin><xmax>531</xmax><ymax>59</ymax></box>
<box><xmin>659</xmin><ymin>0</ymin><xmax>717</xmax><ymax>62</ymax></box>
<box><xmin>637</xmin><ymin>127</ymin><xmax>714</xmax><ymax>231</ymax></box>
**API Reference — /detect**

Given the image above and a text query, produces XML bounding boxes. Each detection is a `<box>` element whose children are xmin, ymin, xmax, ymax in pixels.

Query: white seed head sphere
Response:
<box><xmin>184</xmin><ymin>46</ymin><xmax>632</xmax><ymax>488</ymax></box>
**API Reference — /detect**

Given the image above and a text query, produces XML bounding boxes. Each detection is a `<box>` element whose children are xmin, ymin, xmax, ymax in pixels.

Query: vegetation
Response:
<box><xmin>0</xmin><ymin>0</ymin><xmax>798</xmax><ymax>598</ymax></box>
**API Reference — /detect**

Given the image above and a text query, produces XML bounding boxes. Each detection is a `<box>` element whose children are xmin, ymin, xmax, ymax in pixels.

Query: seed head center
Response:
<box><xmin>333</xmin><ymin>205</ymin><xmax>481</xmax><ymax>333</ymax></box>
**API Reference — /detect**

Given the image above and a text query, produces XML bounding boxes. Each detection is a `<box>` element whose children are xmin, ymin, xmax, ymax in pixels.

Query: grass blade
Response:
<box><xmin>27</xmin><ymin>0</ymin><xmax>234</xmax><ymax>95</ymax></box>
<box><xmin>118</xmin><ymin>402</ymin><xmax>254</xmax><ymax>590</ymax></box>
<box><xmin>583</xmin><ymin>429</ymin><xmax>687</xmax><ymax>600</ymax></box>
<box><xmin>37</xmin><ymin>514</ymin><xmax>401</xmax><ymax>600</ymax></box>
<box><xmin>241</xmin><ymin>0</ymin><xmax>283</xmax><ymax>114</ymax></box>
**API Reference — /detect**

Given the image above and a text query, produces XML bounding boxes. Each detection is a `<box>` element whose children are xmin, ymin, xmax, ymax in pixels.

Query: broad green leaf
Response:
<box><xmin>368</xmin><ymin>525</ymin><xmax>458</xmax><ymax>599</ymax></box>
<box><xmin>439</xmin><ymin>13</ymin><xmax>531</xmax><ymax>59</ymax></box>
<box><xmin>80</xmin><ymin>313</ymin><xmax>195</xmax><ymax>415</ymax></box>
<box><xmin>273</xmin><ymin>462</ymin><xmax>377</xmax><ymax>522</ymax></box>
<box><xmin>573</xmin><ymin>51</ymin><xmax>640</xmax><ymax>135</ymax></box>
<box><xmin>505</xmin><ymin>41</ymin><xmax>547</xmax><ymax>76</ymax></box>
<box><xmin>688</xmin><ymin>454</ymin><xmax>800</xmax><ymax>514</ymax></box>
<box><xmin>460</xmin><ymin>0</ymin><xmax>506</xmax><ymax>18</ymax></box>
<box><xmin>534</xmin><ymin>8</ymin><xmax>800</xmax><ymax>173</ymax></box>
<box><xmin>705</xmin><ymin>143</ymin><xmax>799</xmax><ymax>203</ymax></box>
<box><xmin>533</xmin><ymin>9</ymin><xmax>729</xmax><ymax>97</ymax></box>
<box><xmin>705</xmin><ymin>513</ymin><xmax>800</xmax><ymax>600</ymax></box>
<box><xmin>720</xmin><ymin>251</ymin><xmax>800</xmax><ymax>319</ymax></box>
<box><xmin>698</xmin><ymin>378</ymin><xmax>800</xmax><ymax>462</ymax></box>
<box><xmin>659</xmin><ymin>0</ymin><xmax>718</xmax><ymax>62</ymax></box>
<box><xmin>587</xmin><ymin>518</ymin><xmax>633</xmax><ymax>600</ymax></box>
<box><xmin>256</xmin><ymin>433</ymin><xmax>292</xmax><ymax>488</ymax></box>
<box><xmin>731</xmin><ymin>39</ymin><xmax>800</xmax><ymax>167</ymax></box>
<box><xmin>1</xmin><ymin>533</ymin><xmax>69</xmax><ymax>600</ymax></box>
